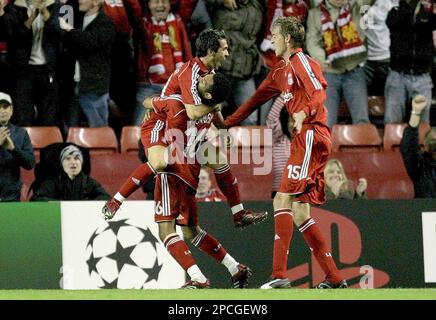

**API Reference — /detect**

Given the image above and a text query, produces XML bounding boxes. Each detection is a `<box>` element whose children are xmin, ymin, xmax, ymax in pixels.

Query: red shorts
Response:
<box><xmin>278</xmin><ymin>124</ymin><xmax>331</xmax><ymax>205</ymax></box>
<box><xmin>154</xmin><ymin>173</ymin><xmax>198</xmax><ymax>226</ymax></box>
<box><xmin>140</xmin><ymin>117</ymin><xmax>168</xmax><ymax>150</ymax></box>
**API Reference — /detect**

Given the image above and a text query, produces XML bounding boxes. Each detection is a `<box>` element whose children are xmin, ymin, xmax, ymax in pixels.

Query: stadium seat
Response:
<box><xmin>66</xmin><ymin>127</ymin><xmax>118</xmax><ymax>154</ymax></box>
<box><xmin>20</xmin><ymin>167</ymin><xmax>35</xmax><ymax>201</ymax></box>
<box><xmin>331</xmin><ymin>124</ymin><xmax>383</xmax><ymax>152</ymax></box>
<box><xmin>90</xmin><ymin>154</ymin><xmax>146</xmax><ymax>200</ymax></box>
<box><xmin>331</xmin><ymin>151</ymin><xmax>413</xmax><ymax>199</ymax></box>
<box><xmin>383</xmin><ymin>123</ymin><xmax>431</xmax><ymax>152</ymax></box>
<box><xmin>120</xmin><ymin>126</ymin><xmax>141</xmax><ymax>154</ymax></box>
<box><xmin>24</xmin><ymin>126</ymin><xmax>63</xmax><ymax>155</ymax></box>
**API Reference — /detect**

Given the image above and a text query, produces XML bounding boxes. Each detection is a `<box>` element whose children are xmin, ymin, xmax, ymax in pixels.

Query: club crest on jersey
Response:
<box><xmin>283</xmin><ymin>92</ymin><xmax>294</xmax><ymax>102</ymax></box>
<box><xmin>287</xmin><ymin>73</ymin><xmax>294</xmax><ymax>85</ymax></box>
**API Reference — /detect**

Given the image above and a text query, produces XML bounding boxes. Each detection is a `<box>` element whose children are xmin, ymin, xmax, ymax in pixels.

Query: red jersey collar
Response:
<box><xmin>290</xmin><ymin>48</ymin><xmax>303</xmax><ymax>60</ymax></box>
<box><xmin>193</xmin><ymin>57</ymin><xmax>212</xmax><ymax>74</ymax></box>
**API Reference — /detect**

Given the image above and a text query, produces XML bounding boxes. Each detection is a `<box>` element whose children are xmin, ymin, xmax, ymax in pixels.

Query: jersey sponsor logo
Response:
<box><xmin>283</xmin><ymin>91</ymin><xmax>294</xmax><ymax>102</ymax></box>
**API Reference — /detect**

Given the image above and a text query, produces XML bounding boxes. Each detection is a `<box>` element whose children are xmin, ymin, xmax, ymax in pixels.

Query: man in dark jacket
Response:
<box><xmin>0</xmin><ymin>92</ymin><xmax>35</xmax><ymax>201</ymax></box>
<box><xmin>59</xmin><ymin>0</ymin><xmax>115</xmax><ymax>127</ymax></box>
<box><xmin>0</xmin><ymin>0</ymin><xmax>61</xmax><ymax>126</ymax></box>
<box><xmin>31</xmin><ymin>144</ymin><xmax>110</xmax><ymax>200</ymax></box>
<box><xmin>385</xmin><ymin>0</ymin><xmax>436</xmax><ymax>124</ymax></box>
<box><xmin>400</xmin><ymin>95</ymin><xmax>436</xmax><ymax>198</ymax></box>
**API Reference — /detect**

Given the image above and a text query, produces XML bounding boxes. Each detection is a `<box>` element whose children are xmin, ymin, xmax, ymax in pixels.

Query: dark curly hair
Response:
<box><xmin>201</xmin><ymin>73</ymin><xmax>232</xmax><ymax>106</ymax></box>
<box><xmin>195</xmin><ymin>29</ymin><xmax>227</xmax><ymax>58</ymax></box>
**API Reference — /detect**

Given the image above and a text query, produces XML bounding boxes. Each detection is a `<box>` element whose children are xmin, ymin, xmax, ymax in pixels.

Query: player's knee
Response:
<box><xmin>273</xmin><ymin>193</ymin><xmax>291</xmax><ymax>210</ymax></box>
<box><xmin>291</xmin><ymin>202</ymin><xmax>311</xmax><ymax>226</ymax></box>
<box><xmin>182</xmin><ymin>226</ymin><xmax>200</xmax><ymax>242</ymax></box>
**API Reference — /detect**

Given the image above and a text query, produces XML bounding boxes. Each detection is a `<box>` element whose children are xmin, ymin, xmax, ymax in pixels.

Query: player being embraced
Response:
<box><xmin>225</xmin><ymin>17</ymin><xmax>347</xmax><ymax>289</ymax></box>
<box><xmin>108</xmin><ymin>73</ymin><xmax>253</xmax><ymax>289</ymax></box>
<box><xmin>102</xmin><ymin>29</ymin><xmax>267</xmax><ymax>229</ymax></box>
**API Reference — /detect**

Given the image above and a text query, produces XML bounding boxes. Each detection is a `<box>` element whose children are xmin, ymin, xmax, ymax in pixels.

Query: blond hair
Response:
<box><xmin>324</xmin><ymin>159</ymin><xmax>349</xmax><ymax>193</ymax></box>
<box><xmin>272</xmin><ymin>16</ymin><xmax>305</xmax><ymax>48</ymax></box>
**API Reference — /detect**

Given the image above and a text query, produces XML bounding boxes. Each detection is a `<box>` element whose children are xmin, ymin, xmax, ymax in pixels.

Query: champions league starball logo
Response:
<box><xmin>85</xmin><ymin>219</ymin><xmax>163</xmax><ymax>289</ymax></box>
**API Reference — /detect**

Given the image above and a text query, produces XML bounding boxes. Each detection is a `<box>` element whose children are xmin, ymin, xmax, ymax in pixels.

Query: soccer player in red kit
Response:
<box><xmin>225</xmin><ymin>17</ymin><xmax>347</xmax><ymax>289</ymax></box>
<box><xmin>109</xmin><ymin>73</ymin><xmax>253</xmax><ymax>289</ymax></box>
<box><xmin>102</xmin><ymin>29</ymin><xmax>267</xmax><ymax>229</ymax></box>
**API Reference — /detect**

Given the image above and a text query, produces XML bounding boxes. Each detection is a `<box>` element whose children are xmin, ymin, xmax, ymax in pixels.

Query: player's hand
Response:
<box><xmin>412</xmin><ymin>95</ymin><xmax>427</xmax><ymax>114</ymax></box>
<box><xmin>292</xmin><ymin>110</ymin><xmax>306</xmax><ymax>135</ymax></box>
<box><xmin>355</xmin><ymin>178</ymin><xmax>367</xmax><ymax>196</ymax></box>
<box><xmin>143</xmin><ymin>110</ymin><xmax>152</xmax><ymax>122</ymax></box>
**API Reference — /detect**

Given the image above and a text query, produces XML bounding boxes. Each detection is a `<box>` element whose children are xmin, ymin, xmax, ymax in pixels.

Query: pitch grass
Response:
<box><xmin>0</xmin><ymin>289</ymin><xmax>435</xmax><ymax>300</ymax></box>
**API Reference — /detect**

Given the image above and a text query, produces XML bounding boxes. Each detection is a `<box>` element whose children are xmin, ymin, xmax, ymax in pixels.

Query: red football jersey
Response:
<box><xmin>151</xmin><ymin>96</ymin><xmax>216</xmax><ymax>190</ymax></box>
<box><xmin>160</xmin><ymin>57</ymin><xmax>213</xmax><ymax>105</ymax></box>
<box><xmin>225</xmin><ymin>48</ymin><xmax>328</xmax><ymax>128</ymax></box>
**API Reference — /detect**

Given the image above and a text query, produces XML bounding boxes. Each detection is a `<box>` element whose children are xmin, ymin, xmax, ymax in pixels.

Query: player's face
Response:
<box><xmin>271</xmin><ymin>25</ymin><xmax>287</xmax><ymax>58</ymax></box>
<box><xmin>0</xmin><ymin>104</ymin><xmax>12</xmax><ymax>125</ymax></box>
<box><xmin>62</xmin><ymin>155</ymin><xmax>83</xmax><ymax>179</ymax></box>
<box><xmin>197</xmin><ymin>169</ymin><xmax>211</xmax><ymax>193</ymax></box>
<box><xmin>148</xmin><ymin>0</ymin><xmax>171</xmax><ymax>22</ymax></box>
<box><xmin>211</xmin><ymin>39</ymin><xmax>229</xmax><ymax>70</ymax></box>
<box><xmin>197</xmin><ymin>74</ymin><xmax>214</xmax><ymax>97</ymax></box>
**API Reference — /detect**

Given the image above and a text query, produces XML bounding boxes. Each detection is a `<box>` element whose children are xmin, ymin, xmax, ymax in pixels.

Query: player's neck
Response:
<box><xmin>284</xmin><ymin>48</ymin><xmax>298</xmax><ymax>65</ymax></box>
<box><xmin>200</xmin><ymin>56</ymin><xmax>213</xmax><ymax>70</ymax></box>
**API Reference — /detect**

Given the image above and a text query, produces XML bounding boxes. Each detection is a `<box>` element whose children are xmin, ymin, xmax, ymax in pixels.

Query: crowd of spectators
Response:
<box><xmin>1</xmin><ymin>0</ymin><xmax>436</xmax><ymax>201</ymax></box>
<box><xmin>0</xmin><ymin>0</ymin><xmax>434</xmax><ymax>132</ymax></box>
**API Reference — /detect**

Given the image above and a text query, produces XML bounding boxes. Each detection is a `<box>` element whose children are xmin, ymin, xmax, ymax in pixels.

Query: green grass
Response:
<box><xmin>0</xmin><ymin>289</ymin><xmax>435</xmax><ymax>300</ymax></box>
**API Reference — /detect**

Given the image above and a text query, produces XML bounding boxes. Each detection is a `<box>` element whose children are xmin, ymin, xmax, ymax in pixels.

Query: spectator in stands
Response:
<box><xmin>103</xmin><ymin>0</ymin><xmax>142</xmax><ymax>118</ymax></box>
<box><xmin>324</xmin><ymin>158</ymin><xmax>367</xmax><ymax>200</ymax></box>
<box><xmin>400</xmin><ymin>95</ymin><xmax>436</xmax><ymax>198</ymax></box>
<box><xmin>362</xmin><ymin>0</ymin><xmax>395</xmax><ymax>96</ymax></box>
<box><xmin>306</xmin><ymin>0</ymin><xmax>370</xmax><ymax>127</ymax></box>
<box><xmin>134</xmin><ymin>0</ymin><xmax>192</xmax><ymax>125</ymax></box>
<box><xmin>0</xmin><ymin>0</ymin><xmax>12</xmax><ymax>95</ymax></box>
<box><xmin>266</xmin><ymin>96</ymin><xmax>291</xmax><ymax>198</ymax></box>
<box><xmin>31</xmin><ymin>144</ymin><xmax>110</xmax><ymax>200</ymax></box>
<box><xmin>0</xmin><ymin>0</ymin><xmax>61</xmax><ymax>127</ymax></box>
<box><xmin>384</xmin><ymin>0</ymin><xmax>435</xmax><ymax>124</ymax></box>
<box><xmin>59</xmin><ymin>0</ymin><xmax>116</xmax><ymax>127</ymax></box>
<box><xmin>206</xmin><ymin>0</ymin><xmax>264</xmax><ymax>125</ymax></box>
<box><xmin>0</xmin><ymin>92</ymin><xmax>35</xmax><ymax>202</ymax></box>
<box><xmin>195</xmin><ymin>167</ymin><xmax>225</xmax><ymax>202</ymax></box>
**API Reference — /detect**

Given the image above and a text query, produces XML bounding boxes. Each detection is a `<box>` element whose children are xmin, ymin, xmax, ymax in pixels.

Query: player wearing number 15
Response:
<box><xmin>225</xmin><ymin>17</ymin><xmax>346</xmax><ymax>289</ymax></box>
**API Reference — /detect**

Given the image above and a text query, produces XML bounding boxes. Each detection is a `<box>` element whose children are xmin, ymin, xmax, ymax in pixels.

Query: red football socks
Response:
<box><xmin>118</xmin><ymin>162</ymin><xmax>156</xmax><ymax>198</ymax></box>
<box><xmin>164</xmin><ymin>234</ymin><xmax>196</xmax><ymax>271</ymax></box>
<box><xmin>192</xmin><ymin>230</ymin><xmax>227</xmax><ymax>263</ymax></box>
<box><xmin>214</xmin><ymin>165</ymin><xmax>241</xmax><ymax>209</ymax></box>
<box><xmin>299</xmin><ymin>218</ymin><xmax>343</xmax><ymax>284</ymax></box>
<box><xmin>272</xmin><ymin>209</ymin><xmax>294</xmax><ymax>279</ymax></box>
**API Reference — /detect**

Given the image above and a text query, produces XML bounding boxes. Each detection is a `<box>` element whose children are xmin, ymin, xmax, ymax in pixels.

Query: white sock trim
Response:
<box><xmin>114</xmin><ymin>192</ymin><xmax>126</xmax><ymax>202</ymax></box>
<box><xmin>221</xmin><ymin>254</ymin><xmax>239</xmax><ymax>276</ymax></box>
<box><xmin>187</xmin><ymin>265</ymin><xmax>207</xmax><ymax>283</ymax></box>
<box><xmin>231</xmin><ymin>204</ymin><xmax>244</xmax><ymax>215</ymax></box>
